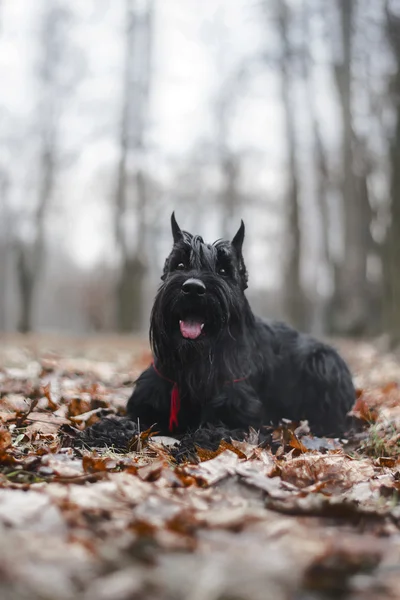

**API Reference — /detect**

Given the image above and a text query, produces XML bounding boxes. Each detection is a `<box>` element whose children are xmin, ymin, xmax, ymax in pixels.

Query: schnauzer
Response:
<box><xmin>127</xmin><ymin>213</ymin><xmax>355</xmax><ymax>438</ymax></box>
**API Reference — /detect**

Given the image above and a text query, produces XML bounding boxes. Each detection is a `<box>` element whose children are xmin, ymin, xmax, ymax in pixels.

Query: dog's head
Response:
<box><xmin>150</xmin><ymin>213</ymin><xmax>249</xmax><ymax>359</ymax></box>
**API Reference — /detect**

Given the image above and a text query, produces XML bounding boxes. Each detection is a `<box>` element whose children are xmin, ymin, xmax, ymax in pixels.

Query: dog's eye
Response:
<box><xmin>176</xmin><ymin>263</ymin><xmax>186</xmax><ymax>270</ymax></box>
<box><xmin>218</xmin><ymin>268</ymin><xmax>227</xmax><ymax>275</ymax></box>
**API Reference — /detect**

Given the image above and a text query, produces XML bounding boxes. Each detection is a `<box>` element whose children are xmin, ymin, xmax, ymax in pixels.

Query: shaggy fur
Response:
<box><xmin>127</xmin><ymin>214</ymin><xmax>355</xmax><ymax>438</ymax></box>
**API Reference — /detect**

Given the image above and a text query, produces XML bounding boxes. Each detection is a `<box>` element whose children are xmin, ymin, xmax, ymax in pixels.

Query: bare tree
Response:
<box><xmin>213</xmin><ymin>73</ymin><xmax>243</xmax><ymax>239</ymax></box>
<box><xmin>14</xmin><ymin>3</ymin><xmax>75</xmax><ymax>333</ymax></box>
<box><xmin>276</xmin><ymin>0</ymin><xmax>308</xmax><ymax>330</ymax></box>
<box><xmin>329</xmin><ymin>0</ymin><xmax>374</xmax><ymax>335</ymax></box>
<box><xmin>114</xmin><ymin>0</ymin><xmax>154</xmax><ymax>333</ymax></box>
<box><xmin>0</xmin><ymin>169</ymin><xmax>10</xmax><ymax>330</ymax></box>
<box><xmin>383</xmin><ymin>6</ymin><xmax>400</xmax><ymax>342</ymax></box>
<box><xmin>301</xmin><ymin>1</ymin><xmax>332</xmax><ymax>335</ymax></box>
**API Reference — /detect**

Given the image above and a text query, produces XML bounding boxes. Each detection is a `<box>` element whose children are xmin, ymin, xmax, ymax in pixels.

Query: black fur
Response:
<box><xmin>127</xmin><ymin>214</ymin><xmax>355</xmax><ymax>438</ymax></box>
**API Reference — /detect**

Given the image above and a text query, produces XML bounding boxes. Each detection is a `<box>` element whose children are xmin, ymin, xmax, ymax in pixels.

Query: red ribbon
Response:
<box><xmin>169</xmin><ymin>383</ymin><xmax>180</xmax><ymax>432</ymax></box>
<box><xmin>152</xmin><ymin>362</ymin><xmax>247</xmax><ymax>433</ymax></box>
<box><xmin>152</xmin><ymin>363</ymin><xmax>179</xmax><ymax>432</ymax></box>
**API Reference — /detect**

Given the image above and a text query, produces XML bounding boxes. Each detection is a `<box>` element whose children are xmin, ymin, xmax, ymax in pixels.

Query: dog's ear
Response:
<box><xmin>171</xmin><ymin>212</ymin><xmax>183</xmax><ymax>244</ymax></box>
<box><xmin>231</xmin><ymin>220</ymin><xmax>245</xmax><ymax>254</ymax></box>
<box><xmin>231</xmin><ymin>220</ymin><xmax>248</xmax><ymax>289</ymax></box>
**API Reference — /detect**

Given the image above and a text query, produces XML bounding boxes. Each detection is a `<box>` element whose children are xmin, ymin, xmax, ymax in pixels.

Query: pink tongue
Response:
<box><xmin>179</xmin><ymin>320</ymin><xmax>203</xmax><ymax>339</ymax></box>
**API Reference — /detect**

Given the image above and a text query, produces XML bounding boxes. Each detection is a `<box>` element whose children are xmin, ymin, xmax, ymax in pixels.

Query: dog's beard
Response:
<box><xmin>149</xmin><ymin>274</ymin><xmax>255</xmax><ymax>403</ymax></box>
<box><xmin>149</xmin><ymin>275</ymin><xmax>244</xmax><ymax>365</ymax></box>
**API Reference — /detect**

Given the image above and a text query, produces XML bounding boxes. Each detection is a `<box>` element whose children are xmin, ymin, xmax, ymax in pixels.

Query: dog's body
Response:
<box><xmin>127</xmin><ymin>215</ymin><xmax>355</xmax><ymax>437</ymax></box>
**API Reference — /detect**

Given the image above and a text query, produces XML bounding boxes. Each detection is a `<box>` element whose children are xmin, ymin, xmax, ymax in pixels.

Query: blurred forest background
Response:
<box><xmin>1</xmin><ymin>0</ymin><xmax>400</xmax><ymax>341</ymax></box>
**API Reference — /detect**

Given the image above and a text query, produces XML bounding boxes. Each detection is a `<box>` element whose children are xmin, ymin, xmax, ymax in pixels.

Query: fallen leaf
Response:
<box><xmin>0</xmin><ymin>427</ymin><xmax>12</xmax><ymax>450</ymax></box>
<box><xmin>137</xmin><ymin>460</ymin><xmax>167</xmax><ymax>482</ymax></box>
<box><xmin>70</xmin><ymin>407</ymin><xmax>115</xmax><ymax>426</ymax></box>
<box><xmin>68</xmin><ymin>398</ymin><xmax>92</xmax><ymax>418</ymax></box>
<box><xmin>128</xmin><ymin>426</ymin><xmax>158</xmax><ymax>452</ymax></box>
<box><xmin>39</xmin><ymin>453</ymin><xmax>84</xmax><ymax>478</ymax></box>
<box><xmin>42</xmin><ymin>383</ymin><xmax>58</xmax><ymax>411</ymax></box>
<box><xmin>278</xmin><ymin>454</ymin><xmax>374</xmax><ymax>491</ymax></box>
<box><xmin>185</xmin><ymin>450</ymin><xmax>240</xmax><ymax>485</ymax></box>
<box><xmin>381</xmin><ymin>381</ymin><xmax>398</xmax><ymax>395</ymax></box>
<box><xmin>196</xmin><ymin>440</ymin><xmax>247</xmax><ymax>462</ymax></box>
<box><xmin>82</xmin><ymin>454</ymin><xmax>117</xmax><ymax>474</ymax></box>
<box><xmin>351</xmin><ymin>396</ymin><xmax>378</xmax><ymax>424</ymax></box>
<box><xmin>25</xmin><ymin>412</ymin><xmax>69</xmax><ymax>437</ymax></box>
<box><xmin>303</xmin><ymin>536</ymin><xmax>384</xmax><ymax>594</ymax></box>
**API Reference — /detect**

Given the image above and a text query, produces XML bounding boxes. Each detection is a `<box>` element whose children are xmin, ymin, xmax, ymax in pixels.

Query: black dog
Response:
<box><xmin>127</xmin><ymin>214</ymin><xmax>355</xmax><ymax>438</ymax></box>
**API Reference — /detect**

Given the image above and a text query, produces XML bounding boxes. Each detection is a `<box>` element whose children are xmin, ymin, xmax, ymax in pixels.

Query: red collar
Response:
<box><xmin>151</xmin><ymin>362</ymin><xmax>247</xmax><ymax>432</ymax></box>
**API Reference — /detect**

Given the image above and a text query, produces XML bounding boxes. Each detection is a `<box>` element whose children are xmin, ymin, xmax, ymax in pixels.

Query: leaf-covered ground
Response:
<box><xmin>1</xmin><ymin>333</ymin><xmax>400</xmax><ymax>600</ymax></box>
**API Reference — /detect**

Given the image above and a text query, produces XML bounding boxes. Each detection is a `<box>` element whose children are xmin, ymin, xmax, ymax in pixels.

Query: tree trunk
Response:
<box><xmin>0</xmin><ymin>172</ymin><xmax>10</xmax><ymax>331</ymax></box>
<box><xmin>116</xmin><ymin>256</ymin><xmax>145</xmax><ymax>332</ymax></box>
<box><xmin>300</xmin><ymin>1</ymin><xmax>332</xmax><ymax>335</ymax></box>
<box><xmin>277</xmin><ymin>0</ymin><xmax>308</xmax><ymax>330</ymax></box>
<box><xmin>16</xmin><ymin>247</ymin><xmax>34</xmax><ymax>334</ymax></box>
<box><xmin>114</xmin><ymin>0</ymin><xmax>136</xmax><ymax>333</ymax></box>
<box><xmin>383</xmin><ymin>9</ymin><xmax>400</xmax><ymax>343</ymax></box>
<box><xmin>14</xmin><ymin>7</ymin><xmax>60</xmax><ymax>333</ymax></box>
<box><xmin>330</xmin><ymin>0</ymin><xmax>372</xmax><ymax>336</ymax></box>
<box><xmin>114</xmin><ymin>0</ymin><xmax>152</xmax><ymax>333</ymax></box>
<box><xmin>220</xmin><ymin>155</ymin><xmax>240</xmax><ymax>240</ymax></box>
<box><xmin>15</xmin><ymin>148</ymin><xmax>54</xmax><ymax>334</ymax></box>
<box><xmin>215</xmin><ymin>90</ymin><xmax>240</xmax><ymax>240</ymax></box>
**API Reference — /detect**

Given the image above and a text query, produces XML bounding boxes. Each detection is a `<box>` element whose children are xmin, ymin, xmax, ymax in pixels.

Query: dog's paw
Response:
<box><xmin>170</xmin><ymin>425</ymin><xmax>247</xmax><ymax>463</ymax></box>
<box><xmin>73</xmin><ymin>417</ymin><xmax>140</xmax><ymax>452</ymax></box>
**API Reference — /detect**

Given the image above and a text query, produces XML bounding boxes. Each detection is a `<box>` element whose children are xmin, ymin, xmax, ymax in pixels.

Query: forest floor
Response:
<box><xmin>1</xmin><ymin>333</ymin><xmax>400</xmax><ymax>600</ymax></box>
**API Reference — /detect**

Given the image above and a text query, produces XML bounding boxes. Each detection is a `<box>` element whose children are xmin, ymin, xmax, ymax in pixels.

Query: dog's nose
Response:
<box><xmin>182</xmin><ymin>278</ymin><xmax>206</xmax><ymax>296</ymax></box>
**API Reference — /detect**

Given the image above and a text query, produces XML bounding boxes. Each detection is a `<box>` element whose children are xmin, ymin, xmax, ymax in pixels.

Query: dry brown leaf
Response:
<box><xmin>303</xmin><ymin>536</ymin><xmax>385</xmax><ymax>593</ymax></box>
<box><xmin>195</xmin><ymin>446</ymin><xmax>219</xmax><ymax>462</ymax></box>
<box><xmin>1</xmin><ymin>336</ymin><xmax>400</xmax><ymax>600</ymax></box>
<box><xmin>377</xmin><ymin>456</ymin><xmax>398</xmax><ymax>468</ymax></box>
<box><xmin>173</xmin><ymin>467</ymin><xmax>197</xmax><ymax>487</ymax></box>
<box><xmin>0</xmin><ymin>450</ymin><xmax>20</xmax><ymax>466</ymax></box>
<box><xmin>0</xmin><ymin>411</ymin><xmax>17</xmax><ymax>423</ymax></box>
<box><xmin>236</xmin><ymin>462</ymin><xmax>295</xmax><ymax>499</ymax></box>
<box><xmin>351</xmin><ymin>396</ymin><xmax>378</xmax><ymax>424</ymax></box>
<box><xmin>381</xmin><ymin>381</ymin><xmax>398</xmax><ymax>395</ymax></box>
<box><xmin>185</xmin><ymin>450</ymin><xmax>240</xmax><ymax>485</ymax></box>
<box><xmin>25</xmin><ymin>412</ymin><xmax>69</xmax><ymax>437</ymax></box>
<box><xmin>0</xmin><ymin>427</ymin><xmax>12</xmax><ymax>450</ymax></box>
<box><xmin>231</xmin><ymin>439</ymin><xmax>260</xmax><ymax>458</ymax></box>
<box><xmin>69</xmin><ymin>407</ymin><xmax>113</xmax><ymax>426</ymax></box>
<box><xmin>286</xmin><ymin>430</ymin><xmax>309</xmax><ymax>453</ymax></box>
<box><xmin>82</xmin><ymin>454</ymin><xmax>117</xmax><ymax>474</ymax></box>
<box><xmin>0</xmin><ymin>394</ymin><xmax>29</xmax><ymax>413</ymax></box>
<box><xmin>128</xmin><ymin>426</ymin><xmax>158</xmax><ymax>452</ymax></box>
<box><xmin>0</xmin><ymin>489</ymin><xmax>66</xmax><ymax>532</ymax></box>
<box><xmin>42</xmin><ymin>383</ymin><xmax>58</xmax><ymax>411</ymax></box>
<box><xmin>68</xmin><ymin>398</ymin><xmax>92</xmax><ymax>418</ymax></box>
<box><xmin>39</xmin><ymin>453</ymin><xmax>84</xmax><ymax>478</ymax></box>
<box><xmin>196</xmin><ymin>440</ymin><xmax>247</xmax><ymax>462</ymax></box>
<box><xmin>247</xmin><ymin>447</ymin><xmax>276</xmax><ymax>467</ymax></box>
<box><xmin>137</xmin><ymin>460</ymin><xmax>168</xmax><ymax>482</ymax></box>
<box><xmin>278</xmin><ymin>454</ymin><xmax>374</xmax><ymax>491</ymax></box>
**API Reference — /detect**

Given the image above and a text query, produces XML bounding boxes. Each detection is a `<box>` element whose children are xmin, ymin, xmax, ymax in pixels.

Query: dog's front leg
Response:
<box><xmin>201</xmin><ymin>382</ymin><xmax>263</xmax><ymax>431</ymax></box>
<box><xmin>126</xmin><ymin>366</ymin><xmax>172</xmax><ymax>435</ymax></box>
